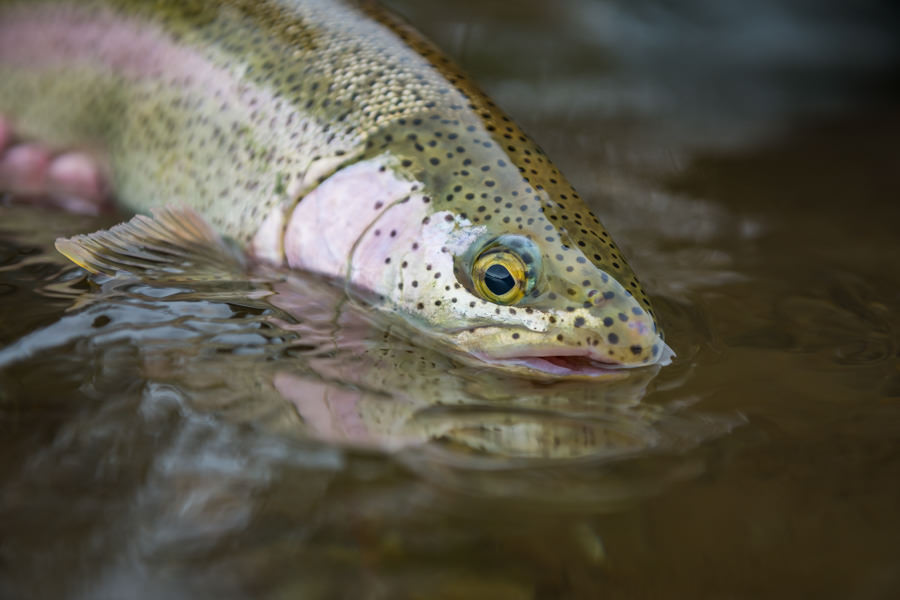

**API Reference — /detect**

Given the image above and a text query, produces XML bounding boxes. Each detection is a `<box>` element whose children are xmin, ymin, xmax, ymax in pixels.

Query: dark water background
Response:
<box><xmin>2</xmin><ymin>0</ymin><xmax>899</xmax><ymax>597</ymax></box>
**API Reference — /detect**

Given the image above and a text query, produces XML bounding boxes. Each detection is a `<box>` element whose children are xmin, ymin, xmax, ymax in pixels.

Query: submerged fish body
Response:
<box><xmin>0</xmin><ymin>0</ymin><xmax>673</xmax><ymax>376</ymax></box>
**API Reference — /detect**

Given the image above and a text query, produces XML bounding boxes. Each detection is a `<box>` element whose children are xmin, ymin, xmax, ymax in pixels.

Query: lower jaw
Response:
<box><xmin>481</xmin><ymin>354</ymin><xmax>631</xmax><ymax>378</ymax></box>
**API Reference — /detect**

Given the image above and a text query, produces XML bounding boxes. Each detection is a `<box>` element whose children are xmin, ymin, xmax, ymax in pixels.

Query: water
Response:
<box><xmin>2</xmin><ymin>0</ymin><xmax>899</xmax><ymax>597</ymax></box>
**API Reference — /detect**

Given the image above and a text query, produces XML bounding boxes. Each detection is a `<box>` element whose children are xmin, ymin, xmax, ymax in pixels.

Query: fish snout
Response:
<box><xmin>573</xmin><ymin>295</ymin><xmax>668</xmax><ymax>367</ymax></box>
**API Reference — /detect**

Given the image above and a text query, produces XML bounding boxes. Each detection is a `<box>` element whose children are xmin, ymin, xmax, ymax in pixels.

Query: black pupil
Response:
<box><xmin>484</xmin><ymin>264</ymin><xmax>516</xmax><ymax>296</ymax></box>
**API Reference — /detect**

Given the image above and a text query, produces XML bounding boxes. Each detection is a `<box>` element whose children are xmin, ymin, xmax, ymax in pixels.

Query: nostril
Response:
<box><xmin>588</xmin><ymin>290</ymin><xmax>619</xmax><ymax>309</ymax></box>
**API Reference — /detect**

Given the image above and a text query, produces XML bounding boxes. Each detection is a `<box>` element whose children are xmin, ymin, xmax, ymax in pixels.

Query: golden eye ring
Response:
<box><xmin>472</xmin><ymin>249</ymin><xmax>527</xmax><ymax>304</ymax></box>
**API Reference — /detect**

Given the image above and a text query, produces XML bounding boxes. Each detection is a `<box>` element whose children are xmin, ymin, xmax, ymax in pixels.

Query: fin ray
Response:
<box><xmin>55</xmin><ymin>206</ymin><xmax>246</xmax><ymax>280</ymax></box>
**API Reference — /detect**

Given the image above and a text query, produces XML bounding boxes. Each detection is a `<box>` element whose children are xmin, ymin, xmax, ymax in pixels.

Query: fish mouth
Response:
<box><xmin>450</xmin><ymin>327</ymin><xmax>674</xmax><ymax>379</ymax></box>
<box><xmin>473</xmin><ymin>347</ymin><xmax>632</xmax><ymax>378</ymax></box>
<box><xmin>493</xmin><ymin>355</ymin><xmax>626</xmax><ymax>377</ymax></box>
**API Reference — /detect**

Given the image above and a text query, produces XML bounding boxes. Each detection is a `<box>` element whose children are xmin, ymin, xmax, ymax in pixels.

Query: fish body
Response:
<box><xmin>0</xmin><ymin>0</ymin><xmax>672</xmax><ymax>376</ymax></box>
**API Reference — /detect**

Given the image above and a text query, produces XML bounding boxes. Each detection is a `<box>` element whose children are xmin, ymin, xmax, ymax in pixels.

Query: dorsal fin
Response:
<box><xmin>55</xmin><ymin>206</ymin><xmax>246</xmax><ymax>280</ymax></box>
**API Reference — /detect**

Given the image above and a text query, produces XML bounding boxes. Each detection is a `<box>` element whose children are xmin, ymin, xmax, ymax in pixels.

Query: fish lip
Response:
<box><xmin>447</xmin><ymin>326</ymin><xmax>674</xmax><ymax>378</ymax></box>
<box><xmin>473</xmin><ymin>347</ymin><xmax>630</xmax><ymax>378</ymax></box>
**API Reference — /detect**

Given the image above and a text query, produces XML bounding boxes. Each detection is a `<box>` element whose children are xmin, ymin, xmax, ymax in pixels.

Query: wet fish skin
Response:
<box><xmin>0</xmin><ymin>0</ymin><xmax>671</xmax><ymax>375</ymax></box>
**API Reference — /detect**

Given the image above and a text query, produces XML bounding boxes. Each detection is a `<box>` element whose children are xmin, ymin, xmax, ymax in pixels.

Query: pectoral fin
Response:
<box><xmin>55</xmin><ymin>206</ymin><xmax>246</xmax><ymax>280</ymax></box>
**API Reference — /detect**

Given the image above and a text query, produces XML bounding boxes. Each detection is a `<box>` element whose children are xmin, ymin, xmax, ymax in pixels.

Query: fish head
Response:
<box><xmin>448</xmin><ymin>228</ymin><xmax>670</xmax><ymax>376</ymax></box>
<box><xmin>336</xmin><ymin>115</ymin><xmax>673</xmax><ymax>379</ymax></box>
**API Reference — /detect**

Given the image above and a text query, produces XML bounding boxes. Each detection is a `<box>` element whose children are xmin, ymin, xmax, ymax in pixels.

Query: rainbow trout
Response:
<box><xmin>0</xmin><ymin>0</ymin><xmax>673</xmax><ymax>377</ymax></box>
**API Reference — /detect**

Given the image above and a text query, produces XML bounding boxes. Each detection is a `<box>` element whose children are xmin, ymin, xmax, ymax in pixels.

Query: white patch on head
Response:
<box><xmin>283</xmin><ymin>156</ymin><xmax>416</xmax><ymax>278</ymax></box>
<box><xmin>405</xmin><ymin>211</ymin><xmax>479</xmax><ymax>311</ymax></box>
<box><xmin>415</xmin><ymin>211</ymin><xmax>485</xmax><ymax>284</ymax></box>
<box><xmin>430</xmin><ymin>211</ymin><xmax>485</xmax><ymax>254</ymax></box>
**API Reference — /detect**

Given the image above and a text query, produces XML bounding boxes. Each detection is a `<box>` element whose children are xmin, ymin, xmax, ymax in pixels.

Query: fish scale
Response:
<box><xmin>0</xmin><ymin>0</ymin><xmax>672</xmax><ymax>377</ymax></box>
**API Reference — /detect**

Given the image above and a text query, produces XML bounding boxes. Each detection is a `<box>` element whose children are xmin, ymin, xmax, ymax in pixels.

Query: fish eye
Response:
<box><xmin>484</xmin><ymin>264</ymin><xmax>515</xmax><ymax>296</ymax></box>
<box><xmin>472</xmin><ymin>248</ymin><xmax>528</xmax><ymax>304</ymax></box>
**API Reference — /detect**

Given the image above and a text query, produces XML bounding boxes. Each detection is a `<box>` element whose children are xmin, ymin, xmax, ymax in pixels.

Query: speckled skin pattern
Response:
<box><xmin>0</xmin><ymin>0</ymin><xmax>669</xmax><ymax>373</ymax></box>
